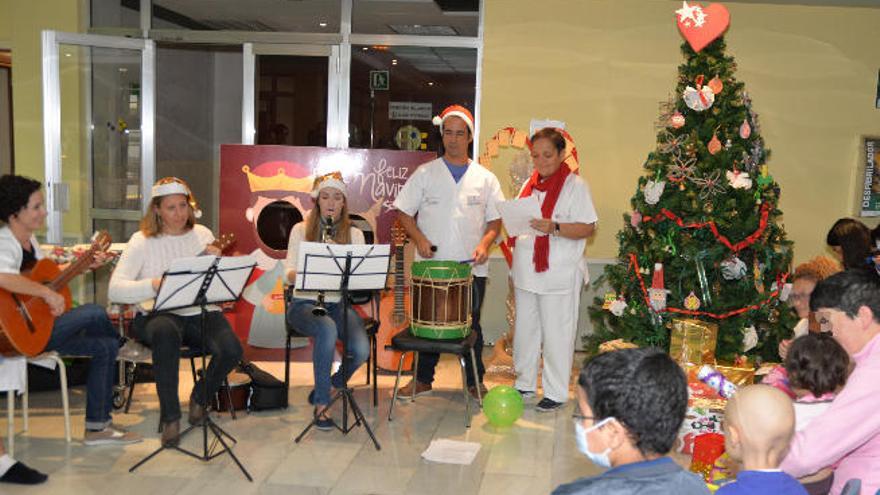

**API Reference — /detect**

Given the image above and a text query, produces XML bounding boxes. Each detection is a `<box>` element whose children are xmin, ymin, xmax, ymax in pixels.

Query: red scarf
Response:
<box><xmin>515</xmin><ymin>164</ymin><xmax>570</xmax><ymax>272</ymax></box>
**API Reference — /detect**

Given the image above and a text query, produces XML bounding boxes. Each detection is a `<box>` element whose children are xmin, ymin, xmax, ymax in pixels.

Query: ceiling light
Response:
<box><xmin>318</xmin><ymin>21</ymin><xmax>328</xmax><ymax>27</ymax></box>
<box><xmin>389</xmin><ymin>24</ymin><xmax>458</xmax><ymax>36</ymax></box>
<box><xmin>392</xmin><ymin>59</ymin><xmax>398</xmax><ymax>65</ymax></box>
<box><xmin>427</xmin><ymin>82</ymin><xmax>434</xmax><ymax>86</ymax></box>
<box><xmin>362</xmin><ymin>47</ymin><xmax>369</xmax><ymax>51</ymax></box>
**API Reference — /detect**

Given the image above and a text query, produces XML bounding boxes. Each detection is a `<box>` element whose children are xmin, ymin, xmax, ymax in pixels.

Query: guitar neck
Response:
<box><xmin>48</xmin><ymin>249</ymin><xmax>97</xmax><ymax>292</ymax></box>
<box><xmin>393</xmin><ymin>244</ymin><xmax>405</xmax><ymax>316</ymax></box>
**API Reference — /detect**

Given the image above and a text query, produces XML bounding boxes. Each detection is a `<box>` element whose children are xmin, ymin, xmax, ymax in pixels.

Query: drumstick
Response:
<box><xmin>458</xmin><ymin>258</ymin><xmax>475</xmax><ymax>264</ymax></box>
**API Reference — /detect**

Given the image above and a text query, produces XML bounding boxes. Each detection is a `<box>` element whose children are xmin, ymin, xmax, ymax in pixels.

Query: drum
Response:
<box><xmin>410</xmin><ymin>260</ymin><xmax>472</xmax><ymax>339</ymax></box>
<box><xmin>215</xmin><ymin>371</ymin><xmax>252</xmax><ymax>412</ymax></box>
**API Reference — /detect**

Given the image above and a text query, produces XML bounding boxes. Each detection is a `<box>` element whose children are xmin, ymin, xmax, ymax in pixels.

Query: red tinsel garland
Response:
<box><xmin>642</xmin><ymin>202</ymin><xmax>771</xmax><ymax>252</ymax></box>
<box><xmin>627</xmin><ymin>253</ymin><xmax>788</xmax><ymax>320</ymax></box>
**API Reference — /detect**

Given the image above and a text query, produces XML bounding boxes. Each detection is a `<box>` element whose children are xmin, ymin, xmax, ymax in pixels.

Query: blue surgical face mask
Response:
<box><xmin>574</xmin><ymin>417</ymin><xmax>615</xmax><ymax>468</ymax></box>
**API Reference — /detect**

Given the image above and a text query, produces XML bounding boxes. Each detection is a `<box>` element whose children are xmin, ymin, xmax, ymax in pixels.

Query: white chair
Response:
<box><xmin>4</xmin><ymin>352</ymin><xmax>72</xmax><ymax>455</ymax></box>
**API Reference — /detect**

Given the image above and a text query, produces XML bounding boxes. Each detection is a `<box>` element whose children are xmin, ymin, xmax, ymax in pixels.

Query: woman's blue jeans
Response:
<box><xmin>287</xmin><ymin>298</ymin><xmax>369</xmax><ymax>406</ymax></box>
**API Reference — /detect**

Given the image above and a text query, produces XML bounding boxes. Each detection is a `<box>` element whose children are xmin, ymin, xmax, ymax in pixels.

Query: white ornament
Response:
<box><xmin>609</xmin><ymin>299</ymin><xmax>628</xmax><ymax>317</ymax></box>
<box><xmin>721</xmin><ymin>256</ymin><xmax>747</xmax><ymax>280</ymax></box>
<box><xmin>726</xmin><ymin>170</ymin><xmax>753</xmax><ymax>190</ymax></box>
<box><xmin>683</xmin><ymin>85</ymin><xmax>715</xmax><ymax>112</ymax></box>
<box><xmin>779</xmin><ymin>283</ymin><xmax>793</xmax><ymax>302</ymax></box>
<box><xmin>742</xmin><ymin>325</ymin><xmax>758</xmax><ymax>353</ymax></box>
<box><xmin>644</xmin><ymin>180</ymin><xmax>666</xmax><ymax>205</ymax></box>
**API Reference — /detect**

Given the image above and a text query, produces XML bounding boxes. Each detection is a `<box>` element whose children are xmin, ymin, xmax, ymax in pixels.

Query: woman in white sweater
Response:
<box><xmin>285</xmin><ymin>172</ymin><xmax>368</xmax><ymax>430</ymax></box>
<box><xmin>109</xmin><ymin>177</ymin><xmax>242</xmax><ymax>447</ymax></box>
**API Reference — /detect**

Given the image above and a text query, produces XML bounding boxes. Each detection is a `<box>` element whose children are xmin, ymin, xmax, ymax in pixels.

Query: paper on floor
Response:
<box><xmin>421</xmin><ymin>438</ymin><xmax>481</xmax><ymax>465</ymax></box>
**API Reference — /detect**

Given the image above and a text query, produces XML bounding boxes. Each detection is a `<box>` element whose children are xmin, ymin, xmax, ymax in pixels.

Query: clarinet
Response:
<box><xmin>312</xmin><ymin>216</ymin><xmax>335</xmax><ymax>317</ymax></box>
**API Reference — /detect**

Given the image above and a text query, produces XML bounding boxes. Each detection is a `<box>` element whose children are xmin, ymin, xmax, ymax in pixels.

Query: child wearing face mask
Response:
<box><xmin>553</xmin><ymin>348</ymin><xmax>710</xmax><ymax>495</ymax></box>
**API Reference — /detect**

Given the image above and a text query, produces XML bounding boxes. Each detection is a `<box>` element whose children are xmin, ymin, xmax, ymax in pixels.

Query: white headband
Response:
<box><xmin>151</xmin><ymin>181</ymin><xmax>202</xmax><ymax>218</ymax></box>
<box><xmin>310</xmin><ymin>178</ymin><xmax>347</xmax><ymax>198</ymax></box>
<box><xmin>151</xmin><ymin>181</ymin><xmax>188</xmax><ymax>199</ymax></box>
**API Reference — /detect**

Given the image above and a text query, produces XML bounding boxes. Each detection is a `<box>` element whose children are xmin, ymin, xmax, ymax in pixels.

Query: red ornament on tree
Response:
<box><xmin>708</xmin><ymin>75</ymin><xmax>723</xmax><ymax>95</ymax></box>
<box><xmin>671</xmin><ymin>111</ymin><xmax>686</xmax><ymax>129</ymax></box>
<box><xmin>739</xmin><ymin>119</ymin><xmax>752</xmax><ymax>139</ymax></box>
<box><xmin>707</xmin><ymin>133</ymin><xmax>722</xmax><ymax>155</ymax></box>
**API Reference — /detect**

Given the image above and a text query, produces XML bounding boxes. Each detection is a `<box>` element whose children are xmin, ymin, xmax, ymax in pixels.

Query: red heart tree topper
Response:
<box><xmin>675</xmin><ymin>1</ymin><xmax>730</xmax><ymax>53</ymax></box>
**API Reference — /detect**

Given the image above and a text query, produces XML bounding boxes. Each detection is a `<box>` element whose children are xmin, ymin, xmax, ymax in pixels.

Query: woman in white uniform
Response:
<box><xmin>511</xmin><ymin>128</ymin><xmax>598</xmax><ymax>412</ymax></box>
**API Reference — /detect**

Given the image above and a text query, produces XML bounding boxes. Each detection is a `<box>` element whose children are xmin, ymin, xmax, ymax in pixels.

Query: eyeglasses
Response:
<box><xmin>572</xmin><ymin>412</ymin><xmax>595</xmax><ymax>422</ymax></box>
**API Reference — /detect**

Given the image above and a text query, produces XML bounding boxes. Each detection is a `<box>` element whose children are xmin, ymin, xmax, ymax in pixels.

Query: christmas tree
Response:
<box><xmin>587</xmin><ymin>3</ymin><xmax>796</xmax><ymax>362</ymax></box>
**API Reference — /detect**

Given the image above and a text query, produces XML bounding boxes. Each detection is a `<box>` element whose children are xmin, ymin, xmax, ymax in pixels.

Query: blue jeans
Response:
<box><xmin>287</xmin><ymin>298</ymin><xmax>369</xmax><ymax>406</ymax></box>
<box><xmin>45</xmin><ymin>303</ymin><xmax>119</xmax><ymax>430</ymax></box>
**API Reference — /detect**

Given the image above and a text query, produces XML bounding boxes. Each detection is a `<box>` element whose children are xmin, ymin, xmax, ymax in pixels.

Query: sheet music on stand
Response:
<box><xmin>154</xmin><ymin>255</ymin><xmax>257</xmax><ymax>312</ymax></box>
<box><xmin>295</xmin><ymin>242</ymin><xmax>391</xmax><ymax>293</ymax></box>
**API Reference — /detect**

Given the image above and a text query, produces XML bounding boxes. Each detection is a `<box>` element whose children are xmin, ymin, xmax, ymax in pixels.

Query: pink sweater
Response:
<box><xmin>780</xmin><ymin>332</ymin><xmax>880</xmax><ymax>495</ymax></box>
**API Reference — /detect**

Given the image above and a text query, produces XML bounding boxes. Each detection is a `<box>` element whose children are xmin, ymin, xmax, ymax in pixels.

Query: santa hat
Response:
<box><xmin>432</xmin><ymin>105</ymin><xmax>474</xmax><ymax>135</ymax></box>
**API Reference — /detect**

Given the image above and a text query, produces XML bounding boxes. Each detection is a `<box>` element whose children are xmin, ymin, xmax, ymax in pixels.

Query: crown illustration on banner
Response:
<box><xmin>241</xmin><ymin>165</ymin><xmax>315</xmax><ymax>193</ymax></box>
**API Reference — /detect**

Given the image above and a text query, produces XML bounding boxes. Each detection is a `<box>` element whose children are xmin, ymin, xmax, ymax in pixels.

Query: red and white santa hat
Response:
<box><xmin>432</xmin><ymin>105</ymin><xmax>474</xmax><ymax>134</ymax></box>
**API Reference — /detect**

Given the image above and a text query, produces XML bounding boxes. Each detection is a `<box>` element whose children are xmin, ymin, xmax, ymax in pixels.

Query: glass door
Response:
<box><xmin>42</xmin><ymin>31</ymin><xmax>155</xmax><ymax>302</ymax></box>
<box><xmin>244</xmin><ymin>44</ymin><xmax>339</xmax><ymax>147</ymax></box>
<box><xmin>43</xmin><ymin>31</ymin><xmax>155</xmax><ymax>244</ymax></box>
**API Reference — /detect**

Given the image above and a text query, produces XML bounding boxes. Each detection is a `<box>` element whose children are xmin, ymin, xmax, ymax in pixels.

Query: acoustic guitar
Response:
<box><xmin>0</xmin><ymin>231</ymin><xmax>112</xmax><ymax>357</ymax></box>
<box><xmin>375</xmin><ymin>220</ymin><xmax>414</xmax><ymax>372</ymax></box>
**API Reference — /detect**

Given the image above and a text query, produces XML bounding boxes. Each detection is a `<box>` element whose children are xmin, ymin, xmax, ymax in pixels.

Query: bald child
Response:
<box><xmin>717</xmin><ymin>385</ymin><xmax>807</xmax><ymax>495</ymax></box>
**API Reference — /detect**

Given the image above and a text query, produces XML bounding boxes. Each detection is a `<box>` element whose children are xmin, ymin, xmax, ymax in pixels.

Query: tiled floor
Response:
<box><xmin>1</xmin><ymin>352</ymin><xmax>600</xmax><ymax>494</ymax></box>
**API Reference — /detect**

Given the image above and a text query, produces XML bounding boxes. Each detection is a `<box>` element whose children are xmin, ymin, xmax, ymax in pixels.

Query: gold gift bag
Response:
<box><xmin>669</xmin><ymin>318</ymin><xmax>718</xmax><ymax>366</ymax></box>
<box><xmin>715</xmin><ymin>364</ymin><xmax>755</xmax><ymax>387</ymax></box>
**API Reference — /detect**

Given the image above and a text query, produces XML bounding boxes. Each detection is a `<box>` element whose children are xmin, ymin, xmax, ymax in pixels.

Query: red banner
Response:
<box><xmin>219</xmin><ymin>145</ymin><xmax>435</xmax><ymax>357</ymax></box>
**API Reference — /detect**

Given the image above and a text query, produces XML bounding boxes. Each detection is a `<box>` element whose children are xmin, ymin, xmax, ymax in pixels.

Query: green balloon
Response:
<box><xmin>482</xmin><ymin>385</ymin><xmax>524</xmax><ymax>427</ymax></box>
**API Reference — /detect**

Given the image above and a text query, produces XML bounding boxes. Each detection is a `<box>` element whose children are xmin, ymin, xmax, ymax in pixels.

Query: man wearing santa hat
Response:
<box><xmin>393</xmin><ymin>105</ymin><xmax>505</xmax><ymax>400</ymax></box>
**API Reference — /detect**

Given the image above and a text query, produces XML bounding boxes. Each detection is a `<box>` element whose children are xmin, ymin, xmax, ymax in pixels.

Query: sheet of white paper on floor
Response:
<box><xmin>421</xmin><ymin>439</ymin><xmax>481</xmax><ymax>465</ymax></box>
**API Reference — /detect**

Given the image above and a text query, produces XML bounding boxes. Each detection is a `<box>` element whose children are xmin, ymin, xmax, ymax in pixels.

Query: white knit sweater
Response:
<box><xmin>109</xmin><ymin>225</ymin><xmax>215</xmax><ymax>316</ymax></box>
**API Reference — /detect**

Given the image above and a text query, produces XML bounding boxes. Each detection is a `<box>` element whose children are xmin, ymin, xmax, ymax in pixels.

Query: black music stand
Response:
<box><xmin>129</xmin><ymin>255</ymin><xmax>256</xmax><ymax>481</ymax></box>
<box><xmin>293</xmin><ymin>241</ymin><xmax>390</xmax><ymax>450</ymax></box>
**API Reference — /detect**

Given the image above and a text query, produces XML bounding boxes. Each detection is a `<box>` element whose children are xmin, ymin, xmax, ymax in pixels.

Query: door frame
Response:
<box><xmin>41</xmin><ymin>30</ymin><xmax>155</xmax><ymax>243</ymax></box>
<box><xmin>242</xmin><ymin>43</ymin><xmax>341</xmax><ymax>147</ymax></box>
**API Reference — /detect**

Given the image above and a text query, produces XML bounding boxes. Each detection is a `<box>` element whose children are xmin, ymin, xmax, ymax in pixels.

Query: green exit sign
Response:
<box><xmin>370</xmin><ymin>70</ymin><xmax>389</xmax><ymax>91</ymax></box>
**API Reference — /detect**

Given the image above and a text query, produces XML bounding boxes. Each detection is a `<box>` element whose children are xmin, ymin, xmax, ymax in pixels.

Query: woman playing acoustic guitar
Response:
<box><xmin>0</xmin><ymin>174</ymin><xmax>142</xmax><ymax>484</ymax></box>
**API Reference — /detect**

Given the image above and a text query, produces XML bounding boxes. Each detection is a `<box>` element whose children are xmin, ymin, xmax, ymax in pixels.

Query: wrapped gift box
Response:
<box><xmin>670</xmin><ymin>318</ymin><xmax>718</xmax><ymax>366</ymax></box>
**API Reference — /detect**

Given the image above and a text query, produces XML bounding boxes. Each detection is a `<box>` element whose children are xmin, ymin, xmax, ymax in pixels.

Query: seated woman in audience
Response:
<box><xmin>778</xmin><ymin>256</ymin><xmax>840</xmax><ymax>359</ymax></box>
<box><xmin>826</xmin><ymin>218</ymin><xmax>872</xmax><ymax>270</ymax></box>
<box><xmin>780</xmin><ymin>270</ymin><xmax>880</xmax><ymax>494</ymax></box>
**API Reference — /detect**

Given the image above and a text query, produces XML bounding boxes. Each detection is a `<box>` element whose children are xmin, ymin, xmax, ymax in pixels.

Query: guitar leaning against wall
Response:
<box><xmin>0</xmin><ymin>231</ymin><xmax>112</xmax><ymax>357</ymax></box>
